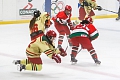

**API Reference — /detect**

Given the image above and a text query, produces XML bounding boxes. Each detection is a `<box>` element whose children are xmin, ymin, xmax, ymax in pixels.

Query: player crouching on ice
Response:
<box><xmin>69</xmin><ymin>16</ymin><xmax>101</xmax><ymax>65</ymax></box>
<box><xmin>13</xmin><ymin>10</ymin><xmax>67</xmax><ymax>72</ymax></box>
<box><xmin>13</xmin><ymin>30</ymin><xmax>67</xmax><ymax>72</ymax></box>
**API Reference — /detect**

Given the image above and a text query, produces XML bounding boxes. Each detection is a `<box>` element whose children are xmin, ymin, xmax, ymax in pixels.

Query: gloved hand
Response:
<box><xmin>59</xmin><ymin>48</ymin><xmax>67</xmax><ymax>57</ymax></box>
<box><xmin>52</xmin><ymin>54</ymin><xmax>61</xmax><ymax>63</ymax></box>
<box><xmin>68</xmin><ymin>22</ymin><xmax>74</xmax><ymax>30</ymax></box>
<box><xmin>83</xmin><ymin>1</ymin><xmax>89</xmax><ymax>6</ymax></box>
<box><xmin>81</xmin><ymin>20</ymin><xmax>89</xmax><ymax>24</ymax></box>
<box><xmin>80</xmin><ymin>1</ymin><xmax>89</xmax><ymax>8</ymax></box>
<box><xmin>45</xmin><ymin>19</ymin><xmax>52</xmax><ymax>28</ymax></box>
<box><xmin>96</xmin><ymin>6</ymin><xmax>102</xmax><ymax>11</ymax></box>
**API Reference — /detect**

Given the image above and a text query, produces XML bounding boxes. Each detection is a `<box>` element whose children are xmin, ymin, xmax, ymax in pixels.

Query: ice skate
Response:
<box><xmin>70</xmin><ymin>54</ymin><xmax>78</xmax><ymax>65</ymax></box>
<box><xmin>13</xmin><ymin>60</ymin><xmax>20</xmax><ymax>65</ymax></box>
<box><xmin>94</xmin><ymin>59</ymin><xmax>101</xmax><ymax>65</ymax></box>
<box><xmin>116</xmin><ymin>17</ymin><xmax>120</xmax><ymax>21</ymax></box>
<box><xmin>17</xmin><ymin>64</ymin><xmax>25</xmax><ymax>71</ymax></box>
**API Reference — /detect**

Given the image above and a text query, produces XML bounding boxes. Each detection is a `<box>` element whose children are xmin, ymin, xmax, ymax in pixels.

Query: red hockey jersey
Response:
<box><xmin>69</xmin><ymin>23</ymin><xmax>99</xmax><ymax>40</ymax></box>
<box><xmin>52</xmin><ymin>11</ymin><xmax>72</xmax><ymax>24</ymax></box>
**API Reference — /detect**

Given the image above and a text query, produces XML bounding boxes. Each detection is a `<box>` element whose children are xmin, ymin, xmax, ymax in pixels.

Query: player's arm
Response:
<box><xmin>88</xmin><ymin>24</ymin><xmax>99</xmax><ymax>41</ymax></box>
<box><xmin>41</xmin><ymin>41</ymin><xmax>61</xmax><ymax>63</ymax></box>
<box><xmin>50</xmin><ymin>43</ymin><xmax>67</xmax><ymax>57</ymax></box>
<box><xmin>90</xmin><ymin>0</ymin><xmax>98</xmax><ymax>10</ymax></box>
<box><xmin>56</xmin><ymin>12</ymin><xmax>68</xmax><ymax>25</ymax></box>
<box><xmin>90</xmin><ymin>0</ymin><xmax>102</xmax><ymax>11</ymax></box>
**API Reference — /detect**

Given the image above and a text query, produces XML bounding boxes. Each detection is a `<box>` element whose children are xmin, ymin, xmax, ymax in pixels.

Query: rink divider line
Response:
<box><xmin>0</xmin><ymin>14</ymin><xmax>117</xmax><ymax>25</ymax></box>
<box><xmin>58</xmin><ymin>63</ymin><xmax>120</xmax><ymax>79</ymax></box>
<box><xmin>0</xmin><ymin>52</ymin><xmax>120</xmax><ymax>79</ymax></box>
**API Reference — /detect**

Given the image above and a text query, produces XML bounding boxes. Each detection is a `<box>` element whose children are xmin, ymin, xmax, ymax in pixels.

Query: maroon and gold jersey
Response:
<box><xmin>26</xmin><ymin>35</ymin><xmax>60</xmax><ymax>59</ymax></box>
<box><xmin>30</xmin><ymin>12</ymin><xmax>50</xmax><ymax>34</ymax></box>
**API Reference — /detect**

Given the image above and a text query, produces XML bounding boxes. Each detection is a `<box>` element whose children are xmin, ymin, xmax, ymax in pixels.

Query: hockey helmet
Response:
<box><xmin>64</xmin><ymin>5</ymin><xmax>72</xmax><ymax>15</ymax></box>
<box><xmin>65</xmin><ymin>5</ymin><xmax>72</xmax><ymax>11</ymax></box>
<box><xmin>85</xmin><ymin>16</ymin><xmax>93</xmax><ymax>23</ymax></box>
<box><xmin>46</xmin><ymin>30</ymin><xmax>57</xmax><ymax>39</ymax></box>
<box><xmin>33</xmin><ymin>10</ymin><xmax>41</xmax><ymax>18</ymax></box>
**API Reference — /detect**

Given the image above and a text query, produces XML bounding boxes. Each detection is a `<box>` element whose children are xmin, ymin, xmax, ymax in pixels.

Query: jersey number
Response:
<box><xmin>31</xmin><ymin>24</ymin><xmax>38</xmax><ymax>33</ymax></box>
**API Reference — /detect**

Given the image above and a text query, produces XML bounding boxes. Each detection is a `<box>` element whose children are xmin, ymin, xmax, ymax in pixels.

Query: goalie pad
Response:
<box><xmin>88</xmin><ymin>10</ymin><xmax>95</xmax><ymax>16</ymax></box>
<box><xmin>79</xmin><ymin>7</ymin><xmax>86</xmax><ymax>20</ymax></box>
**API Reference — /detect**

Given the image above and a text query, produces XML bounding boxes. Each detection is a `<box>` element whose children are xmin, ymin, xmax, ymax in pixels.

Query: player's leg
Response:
<box><xmin>13</xmin><ymin>59</ymin><xmax>30</xmax><ymax>65</ymax></box>
<box><xmin>81</xmin><ymin>37</ymin><xmax>101</xmax><ymax>64</ymax></box>
<box><xmin>54</xmin><ymin>24</ymin><xmax>66</xmax><ymax>48</ymax></box>
<box><xmin>18</xmin><ymin>63</ymin><xmax>42</xmax><ymax>71</ymax></box>
<box><xmin>64</xmin><ymin>26</ymin><xmax>72</xmax><ymax>46</ymax></box>
<box><xmin>70</xmin><ymin>37</ymin><xmax>79</xmax><ymax>63</ymax></box>
<box><xmin>87</xmin><ymin>47</ymin><xmax>101</xmax><ymax>64</ymax></box>
<box><xmin>17</xmin><ymin>57</ymin><xmax>43</xmax><ymax>71</ymax></box>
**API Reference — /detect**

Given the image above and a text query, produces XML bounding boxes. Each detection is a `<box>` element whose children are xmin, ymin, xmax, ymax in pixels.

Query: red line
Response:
<box><xmin>0</xmin><ymin>52</ymin><xmax>120</xmax><ymax>79</ymax></box>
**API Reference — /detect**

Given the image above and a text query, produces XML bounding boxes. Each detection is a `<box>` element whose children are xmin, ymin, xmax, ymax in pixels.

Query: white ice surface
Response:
<box><xmin>0</xmin><ymin>18</ymin><xmax>120</xmax><ymax>80</ymax></box>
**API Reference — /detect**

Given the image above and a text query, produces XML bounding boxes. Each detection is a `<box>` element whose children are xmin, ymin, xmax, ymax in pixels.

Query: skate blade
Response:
<box><xmin>12</xmin><ymin>60</ymin><xmax>17</xmax><ymax>65</ymax></box>
<box><xmin>17</xmin><ymin>64</ymin><xmax>23</xmax><ymax>71</ymax></box>
<box><xmin>71</xmin><ymin>61</ymin><xmax>77</xmax><ymax>65</ymax></box>
<box><xmin>95</xmin><ymin>63</ymin><xmax>101</xmax><ymax>65</ymax></box>
<box><xmin>17</xmin><ymin>64</ymin><xmax>21</xmax><ymax>71</ymax></box>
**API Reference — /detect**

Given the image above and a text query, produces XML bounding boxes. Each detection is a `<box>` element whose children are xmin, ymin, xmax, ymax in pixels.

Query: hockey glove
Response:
<box><xmin>81</xmin><ymin>20</ymin><xmax>90</xmax><ymax>24</ymax></box>
<box><xmin>96</xmin><ymin>6</ymin><xmax>102</xmax><ymax>11</ymax></box>
<box><xmin>59</xmin><ymin>48</ymin><xmax>67</xmax><ymax>57</ymax></box>
<box><xmin>52</xmin><ymin>54</ymin><xmax>61</xmax><ymax>63</ymax></box>
<box><xmin>83</xmin><ymin>1</ymin><xmax>89</xmax><ymax>6</ymax></box>
<box><xmin>68</xmin><ymin>22</ymin><xmax>74</xmax><ymax>30</ymax></box>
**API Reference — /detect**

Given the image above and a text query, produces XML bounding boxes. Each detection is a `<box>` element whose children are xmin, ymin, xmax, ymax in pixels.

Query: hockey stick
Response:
<box><xmin>102</xmin><ymin>8</ymin><xmax>118</xmax><ymax>14</ymax></box>
<box><xmin>78</xmin><ymin>47</ymin><xmax>82</xmax><ymax>53</ymax></box>
<box><xmin>65</xmin><ymin>46</ymin><xmax>68</xmax><ymax>52</ymax></box>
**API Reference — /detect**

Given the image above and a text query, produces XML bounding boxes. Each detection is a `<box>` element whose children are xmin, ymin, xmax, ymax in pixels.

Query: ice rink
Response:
<box><xmin>0</xmin><ymin>18</ymin><xmax>120</xmax><ymax>80</ymax></box>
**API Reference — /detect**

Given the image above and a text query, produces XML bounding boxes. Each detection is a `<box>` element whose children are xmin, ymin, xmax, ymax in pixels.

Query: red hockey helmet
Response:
<box><xmin>65</xmin><ymin>5</ymin><xmax>72</xmax><ymax>11</ymax></box>
<box><xmin>85</xmin><ymin>16</ymin><xmax>93</xmax><ymax>23</ymax></box>
<box><xmin>46</xmin><ymin>30</ymin><xmax>57</xmax><ymax>38</ymax></box>
<box><xmin>64</xmin><ymin>5</ymin><xmax>72</xmax><ymax>15</ymax></box>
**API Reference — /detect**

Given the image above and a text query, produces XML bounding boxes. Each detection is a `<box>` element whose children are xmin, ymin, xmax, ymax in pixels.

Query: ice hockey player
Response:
<box><xmin>13</xmin><ymin>30</ymin><xmax>67</xmax><ymax>71</ymax></box>
<box><xmin>13</xmin><ymin>10</ymin><xmax>67</xmax><ymax>71</ymax></box>
<box><xmin>75</xmin><ymin>0</ymin><xmax>102</xmax><ymax>24</ymax></box>
<box><xmin>69</xmin><ymin>16</ymin><xmax>101</xmax><ymax>65</ymax></box>
<box><xmin>52</xmin><ymin>5</ymin><xmax>74</xmax><ymax>49</ymax></box>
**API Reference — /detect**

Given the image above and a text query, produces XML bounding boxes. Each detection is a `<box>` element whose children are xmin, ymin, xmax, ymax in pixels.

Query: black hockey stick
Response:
<box><xmin>65</xmin><ymin>46</ymin><xmax>68</xmax><ymax>52</ymax></box>
<box><xmin>78</xmin><ymin>47</ymin><xmax>82</xmax><ymax>53</ymax></box>
<box><xmin>102</xmin><ymin>8</ymin><xmax>118</xmax><ymax>14</ymax></box>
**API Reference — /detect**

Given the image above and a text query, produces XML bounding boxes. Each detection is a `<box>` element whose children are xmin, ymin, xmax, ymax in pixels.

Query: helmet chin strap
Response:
<box><xmin>48</xmin><ymin>36</ymin><xmax>52</xmax><ymax>40</ymax></box>
<box><xmin>46</xmin><ymin>35</ymin><xmax>55</xmax><ymax>48</ymax></box>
